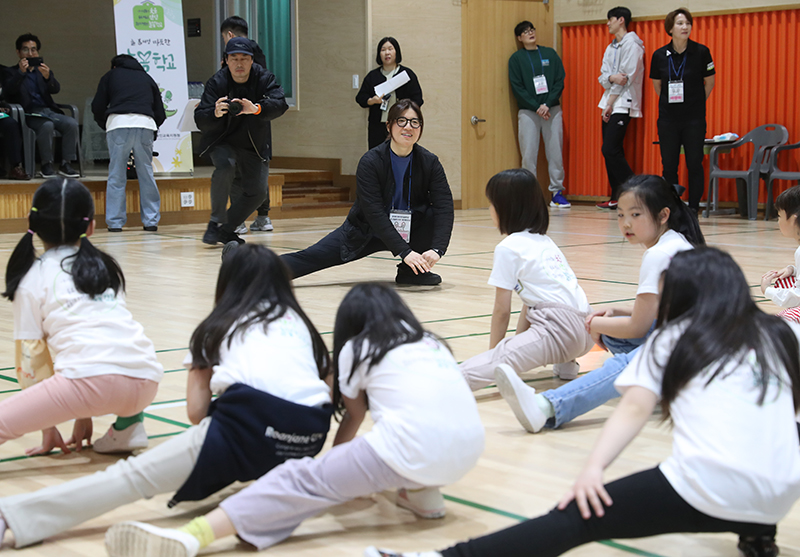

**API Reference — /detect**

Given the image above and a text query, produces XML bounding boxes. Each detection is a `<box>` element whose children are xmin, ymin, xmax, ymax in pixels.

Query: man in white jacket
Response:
<box><xmin>596</xmin><ymin>7</ymin><xmax>645</xmax><ymax>210</ymax></box>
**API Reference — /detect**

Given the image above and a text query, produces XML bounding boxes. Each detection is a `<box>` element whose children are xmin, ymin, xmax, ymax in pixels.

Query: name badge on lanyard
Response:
<box><xmin>668</xmin><ymin>81</ymin><xmax>684</xmax><ymax>103</ymax></box>
<box><xmin>389</xmin><ymin>210</ymin><xmax>412</xmax><ymax>242</ymax></box>
<box><xmin>533</xmin><ymin>75</ymin><xmax>549</xmax><ymax>94</ymax></box>
<box><xmin>667</xmin><ymin>52</ymin><xmax>687</xmax><ymax>104</ymax></box>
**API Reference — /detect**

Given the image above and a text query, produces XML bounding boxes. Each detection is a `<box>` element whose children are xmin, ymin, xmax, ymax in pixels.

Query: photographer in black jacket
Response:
<box><xmin>195</xmin><ymin>37</ymin><xmax>288</xmax><ymax>245</ymax></box>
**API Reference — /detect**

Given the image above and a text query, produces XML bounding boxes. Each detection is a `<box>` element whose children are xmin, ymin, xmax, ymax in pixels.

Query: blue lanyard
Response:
<box><xmin>668</xmin><ymin>51</ymin><xmax>687</xmax><ymax>81</ymax></box>
<box><xmin>525</xmin><ymin>48</ymin><xmax>545</xmax><ymax>76</ymax></box>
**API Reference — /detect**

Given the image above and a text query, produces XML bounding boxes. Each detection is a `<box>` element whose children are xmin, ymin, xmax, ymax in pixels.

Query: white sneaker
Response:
<box><xmin>105</xmin><ymin>521</ymin><xmax>200</xmax><ymax>557</ymax></box>
<box><xmin>554</xmin><ymin>360</ymin><xmax>579</xmax><ymax>381</ymax></box>
<box><xmin>364</xmin><ymin>547</ymin><xmax>442</xmax><ymax>557</ymax></box>
<box><xmin>494</xmin><ymin>364</ymin><xmax>547</xmax><ymax>433</ymax></box>
<box><xmin>234</xmin><ymin>223</ymin><xmax>248</xmax><ymax>235</ymax></box>
<box><xmin>93</xmin><ymin>422</ymin><xmax>148</xmax><ymax>454</ymax></box>
<box><xmin>250</xmin><ymin>215</ymin><xmax>273</xmax><ymax>231</ymax></box>
<box><xmin>396</xmin><ymin>487</ymin><xmax>446</xmax><ymax>519</ymax></box>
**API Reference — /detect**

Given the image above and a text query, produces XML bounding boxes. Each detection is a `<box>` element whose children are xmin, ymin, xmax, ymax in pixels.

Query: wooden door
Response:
<box><xmin>462</xmin><ymin>0</ymin><xmax>553</xmax><ymax>209</ymax></box>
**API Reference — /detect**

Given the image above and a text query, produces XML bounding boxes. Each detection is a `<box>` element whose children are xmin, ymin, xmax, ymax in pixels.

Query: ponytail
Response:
<box><xmin>69</xmin><ymin>236</ymin><xmax>125</xmax><ymax>297</ymax></box>
<box><xmin>666</xmin><ymin>185</ymin><xmax>705</xmax><ymax>247</ymax></box>
<box><xmin>3</xmin><ymin>230</ymin><xmax>37</xmax><ymax>301</ymax></box>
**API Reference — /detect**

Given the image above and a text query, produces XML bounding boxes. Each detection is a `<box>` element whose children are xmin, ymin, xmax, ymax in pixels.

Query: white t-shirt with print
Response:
<box><xmin>488</xmin><ymin>231</ymin><xmax>590</xmax><ymax>312</ymax></box>
<box><xmin>182</xmin><ymin>309</ymin><xmax>330</xmax><ymax>408</ymax></box>
<box><xmin>636</xmin><ymin>229</ymin><xmax>693</xmax><ymax>295</ymax></box>
<box><xmin>338</xmin><ymin>336</ymin><xmax>485</xmax><ymax>486</ymax></box>
<box><xmin>615</xmin><ymin>322</ymin><xmax>800</xmax><ymax>524</ymax></box>
<box><xmin>13</xmin><ymin>245</ymin><xmax>163</xmax><ymax>382</ymax></box>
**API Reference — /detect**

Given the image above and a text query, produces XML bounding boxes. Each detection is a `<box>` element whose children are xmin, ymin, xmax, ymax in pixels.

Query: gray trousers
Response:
<box><xmin>518</xmin><ymin>107</ymin><xmax>564</xmax><ymax>193</ymax></box>
<box><xmin>459</xmin><ymin>302</ymin><xmax>593</xmax><ymax>391</ymax></box>
<box><xmin>219</xmin><ymin>436</ymin><xmax>424</xmax><ymax>550</ymax></box>
<box><xmin>26</xmin><ymin>108</ymin><xmax>79</xmax><ymax>165</ymax></box>
<box><xmin>208</xmin><ymin>144</ymin><xmax>269</xmax><ymax>233</ymax></box>
<box><xmin>0</xmin><ymin>418</ymin><xmax>210</xmax><ymax>548</ymax></box>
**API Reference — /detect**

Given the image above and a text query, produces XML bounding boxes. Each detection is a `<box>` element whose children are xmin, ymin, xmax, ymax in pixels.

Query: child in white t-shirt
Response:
<box><xmin>459</xmin><ymin>168</ymin><xmax>594</xmax><ymax>390</ymax></box>
<box><xmin>761</xmin><ymin>185</ymin><xmax>800</xmax><ymax>323</ymax></box>
<box><xmin>0</xmin><ymin>244</ymin><xmax>333</xmax><ymax>549</ymax></box>
<box><xmin>495</xmin><ymin>175</ymin><xmax>705</xmax><ymax>433</ymax></box>
<box><xmin>105</xmin><ymin>283</ymin><xmax>485</xmax><ymax>557</ymax></box>
<box><xmin>368</xmin><ymin>247</ymin><xmax>800</xmax><ymax>557</ymax></box>
<box><xmin>1</xmin><ymin>178</ymin><xmax>163</xmax><ymax>456</ymax></box>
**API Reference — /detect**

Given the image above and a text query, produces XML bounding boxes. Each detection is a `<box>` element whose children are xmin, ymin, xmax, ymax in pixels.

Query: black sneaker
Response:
<box><xmin>108</xmin><ymin>227</ymin><xmax>123</xmax><ymax>233</ymax></box>
<box><xmin>58</xmin><ymin>162</ymin><xmax>80</xmax><ymax>178</ymax></box>
<box><xmin>40</xmin><ymin>163</ymin><xmax>57</xmax><ymax>178</ymax></box>
<box><xmin>396</xmin><ymin>267</ymin><xmax>442</xmax><ymax>286</ymax></box>
<box><xmin>202</xmin><ymin>221</ymin><xmax>221</xmax><ymax>245</ymax></box>
<box><xmin>143</xmin><ymin>225</ymin><xmax>158</xmax><ymax>232</ymax></box>
<box><xmin>738</xmin><ymin>535</ymin><xmax>779</xmax><ymax>557</ymax></box>
<box><xmin>218</xmin><ymin>227</ymin><xmax>246</xmax><ymax>245</ymax></box>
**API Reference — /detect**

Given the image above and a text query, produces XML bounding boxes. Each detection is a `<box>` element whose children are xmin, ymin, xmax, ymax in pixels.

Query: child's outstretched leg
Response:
<box><xmin>93</xmin><ymin>412</ymin><xmax>149</xmax><ymax>454</ymax></box>
<box><xmin>459</xmin><ymin>304</ymin><xmax>592</xmax><ymax>391</ymax></box>
<box><xmin>105</xmin><ymin>436</ymin><xmax>427</xmax><ymax>555</ymax></box>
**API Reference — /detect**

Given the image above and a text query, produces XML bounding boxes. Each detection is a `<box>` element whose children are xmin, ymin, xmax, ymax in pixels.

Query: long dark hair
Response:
<box><xmin>4</xmin><ymin>178</ymin><xmax>125</xmax><ymax>301</ymax></box>
<box><xmin>650</xmin><ymin>248</ymin><xmax>800</xmax><ymax>418</ymax></box>
<box><xmin>331</xmin><ymin>283</ymin><xmax>449</xmax><ymax>412</ymax></box>
<box><xmin>619</xmin><ymin>175</ymin><xmax>705</xmax><ymax>247</ymax></box>
<box><xmin>189</xmin><ymin>244</ymin><xmax>329</xmax><ymax>380</ymax></box>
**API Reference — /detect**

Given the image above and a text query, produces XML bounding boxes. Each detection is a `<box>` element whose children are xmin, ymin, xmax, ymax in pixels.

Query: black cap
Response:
<box><xmin>225</xmin><ymin>37</ymin><xmax>254</xmax><ymax>56</ymax></box>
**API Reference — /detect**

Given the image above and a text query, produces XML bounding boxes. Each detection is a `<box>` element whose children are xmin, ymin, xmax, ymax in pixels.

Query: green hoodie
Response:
<box><xmin>508</xmin><ymin>45</ymin><xmax>565</xmax><ymax>110</ymax></box>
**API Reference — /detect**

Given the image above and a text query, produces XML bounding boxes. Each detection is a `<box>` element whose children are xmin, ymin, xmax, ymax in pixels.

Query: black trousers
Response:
<box><xmin>280</xmin><ymin>206</ymin><xmax>435</xmax><ymax>279</ymax></box>
<box><xmin>601</xmin><ymin>113</ymin><xmax>633</xmax><ymax>201</ymax></box>
<box><xmin>208</xmin><ymin>144</ymin><xmax>269</xmax><ymax>233</ymax></box>
<box><xmin>0</xmin><ymin>116</ymin><xmax>23</xmax><ymax>168</ymax></box>
<box><xmin>658</xmin><ymin>117</ymin><xmax>707</xmax><ymax>210</ymax></box>
<box><xmin>440</xmin><ymin>467</ymin><xmax>776</xmax><ymax>557</ymax></box>
<box><xmin>368</xmin><ymin>121</ymin><xmax>389</xmax><ymax>150</ymax></box>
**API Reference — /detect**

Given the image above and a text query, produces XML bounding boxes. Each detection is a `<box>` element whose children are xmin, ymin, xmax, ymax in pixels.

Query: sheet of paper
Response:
<box><xmin>178</xmin><ymin>99</ymin><xmax>201</xmax><ymax>132</ymax></box>
<box><xmin>374</xmin><ymin>70</ymin><xmax>411</xmax><ymax>98</ymax></box>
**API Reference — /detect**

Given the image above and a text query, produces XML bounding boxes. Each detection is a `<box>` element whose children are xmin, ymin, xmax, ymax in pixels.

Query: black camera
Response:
<box><xmin>227</xmin><ymin>100</ymin><xmax>243</xmax><ymax>116</ymax></box>
<box><xmin>26</xmin><ymin>57</ymin><xmax>44</xmax><ymax>67</ymax></box>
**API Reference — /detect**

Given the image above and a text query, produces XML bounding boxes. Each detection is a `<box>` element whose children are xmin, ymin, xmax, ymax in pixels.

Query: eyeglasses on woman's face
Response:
<box><xmin>395</xmin><ymin>117</ymin><xmax>421</xmax><ymax>129</ymax></box>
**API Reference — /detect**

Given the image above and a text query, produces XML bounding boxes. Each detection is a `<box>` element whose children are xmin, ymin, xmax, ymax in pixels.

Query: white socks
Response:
<box><xmin>535</xmin><ymin>393</ymin><xmax>555</xmax><ymax>419</ymax></box>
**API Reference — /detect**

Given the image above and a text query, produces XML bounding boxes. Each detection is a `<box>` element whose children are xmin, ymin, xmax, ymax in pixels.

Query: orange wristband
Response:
<box><xmin>254</xmin><ymin>104</ymin><xmax>262</xmax><ymax>115</ymax></box>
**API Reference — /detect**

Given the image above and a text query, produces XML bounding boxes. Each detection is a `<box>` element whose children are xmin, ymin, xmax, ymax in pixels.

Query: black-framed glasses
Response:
<box><xmin>521</xmin><ymin>28</ymin><xmax>536</xmax><ymax>35</ymax></box>
<box><xmin>395</xmin><ymin>117</ymin><xmax>421</xmax><ymax>129</ymax></box>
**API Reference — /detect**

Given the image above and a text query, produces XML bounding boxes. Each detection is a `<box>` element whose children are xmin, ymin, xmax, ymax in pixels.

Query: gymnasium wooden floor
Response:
<box><xmin>0</xmin><ymin>206</ymin><xmax>798</xmax><ymax>556</ymax></box>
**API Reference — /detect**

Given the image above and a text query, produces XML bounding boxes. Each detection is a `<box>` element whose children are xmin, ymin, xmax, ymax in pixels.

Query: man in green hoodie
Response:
<box><xmin>508</xmin><ymin>21</ymin><xmax>569</xmax><ymax>207</ymax></box>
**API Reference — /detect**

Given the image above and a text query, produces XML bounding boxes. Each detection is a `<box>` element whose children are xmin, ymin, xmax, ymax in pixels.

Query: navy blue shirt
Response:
<box><xmin>24</xmin><ymin>72</ymin><xmax>46</xmax><ymax>109</ymax></box>
<box><xmin>390</xmin><ymin>149</ymin><xmax>412</xmax><ymax>210</ymax></box>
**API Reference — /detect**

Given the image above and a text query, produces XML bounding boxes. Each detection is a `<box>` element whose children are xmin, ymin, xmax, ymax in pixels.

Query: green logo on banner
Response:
<box><xmin>134</xmin><ymin>1</ymin><xmax>164</xmax><ymax>31</ymax></box>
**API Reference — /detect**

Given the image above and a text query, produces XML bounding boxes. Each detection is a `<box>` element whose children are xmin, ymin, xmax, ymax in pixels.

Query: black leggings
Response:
<box><xmin>441</xmin><ymin>467</ymin><xmax>776</xmax><ymax>557</ymax></box>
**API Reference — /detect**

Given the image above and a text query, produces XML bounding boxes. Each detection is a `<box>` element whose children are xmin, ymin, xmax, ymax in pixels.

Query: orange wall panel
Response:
<box><xmin>561</xmin><ymin>9</ymin><xmax>800</xmax><ymax>202</ymax></box>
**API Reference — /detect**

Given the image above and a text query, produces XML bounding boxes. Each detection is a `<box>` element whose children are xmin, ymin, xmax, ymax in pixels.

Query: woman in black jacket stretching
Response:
<box><xmin>355</xmin><ymin>37</ymin><xmax>423</xmax><ymax>149</ymax></box>
<box><xmin>281</xmin><ymin>99</ymin><xmax>453</xmax><ymax>286</ymax></box>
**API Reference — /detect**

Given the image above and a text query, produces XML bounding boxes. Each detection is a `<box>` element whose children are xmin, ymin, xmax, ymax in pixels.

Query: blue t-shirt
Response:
<box><xmin>390</xmin><ymin>150</ymin><xmax>412</xmax><ymax>211</ymax></box>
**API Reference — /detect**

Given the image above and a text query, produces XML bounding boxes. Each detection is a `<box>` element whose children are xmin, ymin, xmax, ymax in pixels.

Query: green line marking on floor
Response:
<box><xmin>142</xmin><ymin>412</ymin><xmax>192</xmax><ymax>429</ymax></box>
<box><xmin>156</xmin><ymin>347</ymin><xmax>189</xmax><ymax>354</ymax></box>
<box><xmin>442</xmin><ymin>494</ymin><xmax>667</xmax><ymax>557</ymax></box>
<box><xmin>0</xmin><ymin>388</ymin><xmax>21</xmax><ymax>394</ymax></box>
<box><xmin>148</xmin><ymin>431</ymin><xmax>184</xmax><ymax>440</ymax></box>
<box><xmin>0</xmin><ymin>374</ymin><xmax>18</xmax><ymax>384</ymax></box>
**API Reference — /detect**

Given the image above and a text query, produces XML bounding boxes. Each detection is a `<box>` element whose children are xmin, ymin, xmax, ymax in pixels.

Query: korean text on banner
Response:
<box><xmin>112</xmin><ymin>0</ymin><xmax>194</xmax><ymax>173</ymax></box>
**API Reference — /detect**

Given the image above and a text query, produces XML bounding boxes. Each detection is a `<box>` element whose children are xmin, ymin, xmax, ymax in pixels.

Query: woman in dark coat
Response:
<box><xmin>356</xmin><ymin>37</ymin><xmax>424</xmax><ymax>149</ymax></box>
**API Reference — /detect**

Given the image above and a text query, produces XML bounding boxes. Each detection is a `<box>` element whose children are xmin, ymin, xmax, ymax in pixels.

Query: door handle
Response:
<box><xmin>470</xmin><ymin>116</ymin><xmax>486</xmax><ymax>125</ymax></box>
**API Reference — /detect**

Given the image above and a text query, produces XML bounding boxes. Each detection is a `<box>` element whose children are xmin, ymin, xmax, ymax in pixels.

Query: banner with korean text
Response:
<box><xmin>112</xmin><ymin>0</ymin><xmax>193</xmax><ymax>173</ymax></box>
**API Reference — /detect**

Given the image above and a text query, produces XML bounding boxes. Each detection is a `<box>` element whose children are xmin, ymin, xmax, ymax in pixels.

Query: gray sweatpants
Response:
<box><xmin>0</xmin><ymin>418</ymin><xmax>210</xmax><ymax>548</ymax></box>
<box><xmin>459</xmin><ymin>302</ymin><xmax>594</xmax><ymax>391</ymax></box>
<box><xmin>518</xmin><ymin>106</ymin><xmax>565</xmax><ymax>193</ymax></box>
<box><xmin>219</xmin><ymin>435</ymin><xmax>425</xmax><ymax>550</ymax></box>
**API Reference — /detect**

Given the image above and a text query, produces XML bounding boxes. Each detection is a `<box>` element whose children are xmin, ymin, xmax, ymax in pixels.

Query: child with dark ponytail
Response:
<box><xmin>1</xmin><ymin>178</ymin><xmax>163</xmax><ymax>456</ymax></box>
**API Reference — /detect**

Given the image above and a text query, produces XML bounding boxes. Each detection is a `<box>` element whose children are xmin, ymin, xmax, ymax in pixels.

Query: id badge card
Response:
<box><xmin>533</xmin><ymin>75</ymin><xmax>549</xmax><ymax>94</ymax></box>
<box><xmin>380</xmin><ymin>98</ymin><xmax>389</xmax><ymax>111</ymax></box>
<box><xmin>668</xmin><ymin>80</ymin><xmax>684</xmax><ymax>103</ymax></box>
<box><xmin>389</xmin><ymin>210</ymin><xmax>412</xmax><ymax>242</ymax></box>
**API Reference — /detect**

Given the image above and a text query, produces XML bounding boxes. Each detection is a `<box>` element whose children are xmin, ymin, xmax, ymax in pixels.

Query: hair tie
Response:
<box><xmin>79</xmin><ymin>234</ymin><xmax>87</xmax><ymax>239</ymax></box>
<box><xmin>83</xmin><ymin>217</ymin><xmax>90</xmax><ymax>221</ymax></box>
<box><xmin>27</xmin><ymin>229</ymin><xmax>34</xmax><ymax>235</ymax></box>
<box><xmin>30</xmin><ymin>207</ymin><xmax>38</xmax><ymax>212</ymax></box>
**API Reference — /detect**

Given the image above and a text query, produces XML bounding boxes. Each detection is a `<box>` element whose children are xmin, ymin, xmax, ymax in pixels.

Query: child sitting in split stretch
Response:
<box><xmin>762</xmin><ymin>185</ymin><xmax>800</xmax><ymax>323</ymax></box>
<box><xmin>0</xmin><ymin>178</ymin><xmax>163</xmax><ymax>456</ymax></box>
<box><xmin>459</xmin><ymin>168</ymin><xmax>594</xmax><ymax>390</ymax></box>
<box><xmin>494</xmin><ymin>175</ymin><xmax>705</xmax><ymax>433</ymax></box>
<box><xmin>104</xmin><ymin>283</ymin><xmax>485</xmax><ymax>557</ymax></box>
<box><xmin>367</xmin><ymin>247</ymin><xmax>800</xmax><ymax>557</ymax></box>
<box><xmin>0</xmin><ymin>244</ymin><xmax>333</xmax><ymax>549</ymax></box>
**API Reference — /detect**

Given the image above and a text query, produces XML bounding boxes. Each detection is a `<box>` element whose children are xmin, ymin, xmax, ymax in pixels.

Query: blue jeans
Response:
<box><xmin>106</xmin><ymin>128</ymin><xmax>160</xmax><ymax>228</ymax></box>
<box><xmin>543</xmin><ymin>327</ymin><xmax>651</xmax><ymax>429</ymax></box>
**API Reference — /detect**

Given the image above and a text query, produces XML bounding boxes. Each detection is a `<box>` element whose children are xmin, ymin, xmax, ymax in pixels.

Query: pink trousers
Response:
<box><xmin>0</xmin><ymin>373</ymin><xmax>158</xmax><ymax>445</ymax></box>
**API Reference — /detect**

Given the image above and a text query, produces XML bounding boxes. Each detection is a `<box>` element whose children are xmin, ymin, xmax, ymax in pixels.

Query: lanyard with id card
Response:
<box><xmin>526</xmin><ymin>49</ymin><xmax>549</xmax><ymax>95</ymax></box>
<box><xmin>390</xmin><ymin>158</ymin><xmax>413</xmax><ymax>242</ymax></box>
<box><xmin>667</xmin><ymin>53</ymin><xmax>687</xmax><ymax>104</ymax></box>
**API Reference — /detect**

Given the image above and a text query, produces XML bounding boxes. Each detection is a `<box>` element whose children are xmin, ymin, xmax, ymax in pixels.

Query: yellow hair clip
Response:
<box><xmin>30</xmin><ymin>207</ymin><xmax>38</xmax><ymax>212</ymax></box>
<box><xmin>79</xmin><ymin>234</ymin><xmax>87</xmax><ymax>239</ymax></box>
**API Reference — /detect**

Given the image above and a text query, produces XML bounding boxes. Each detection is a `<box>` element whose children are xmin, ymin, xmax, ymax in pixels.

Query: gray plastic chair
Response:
<box><xmin>765</xmin><ymin>140</ymin><xmax>800</xmax><ymax>220</ymax></box>
<box><xmin>705</xmin><ymin>124</ymin><xmax>788</xmax><ymax>220</ymax></box>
